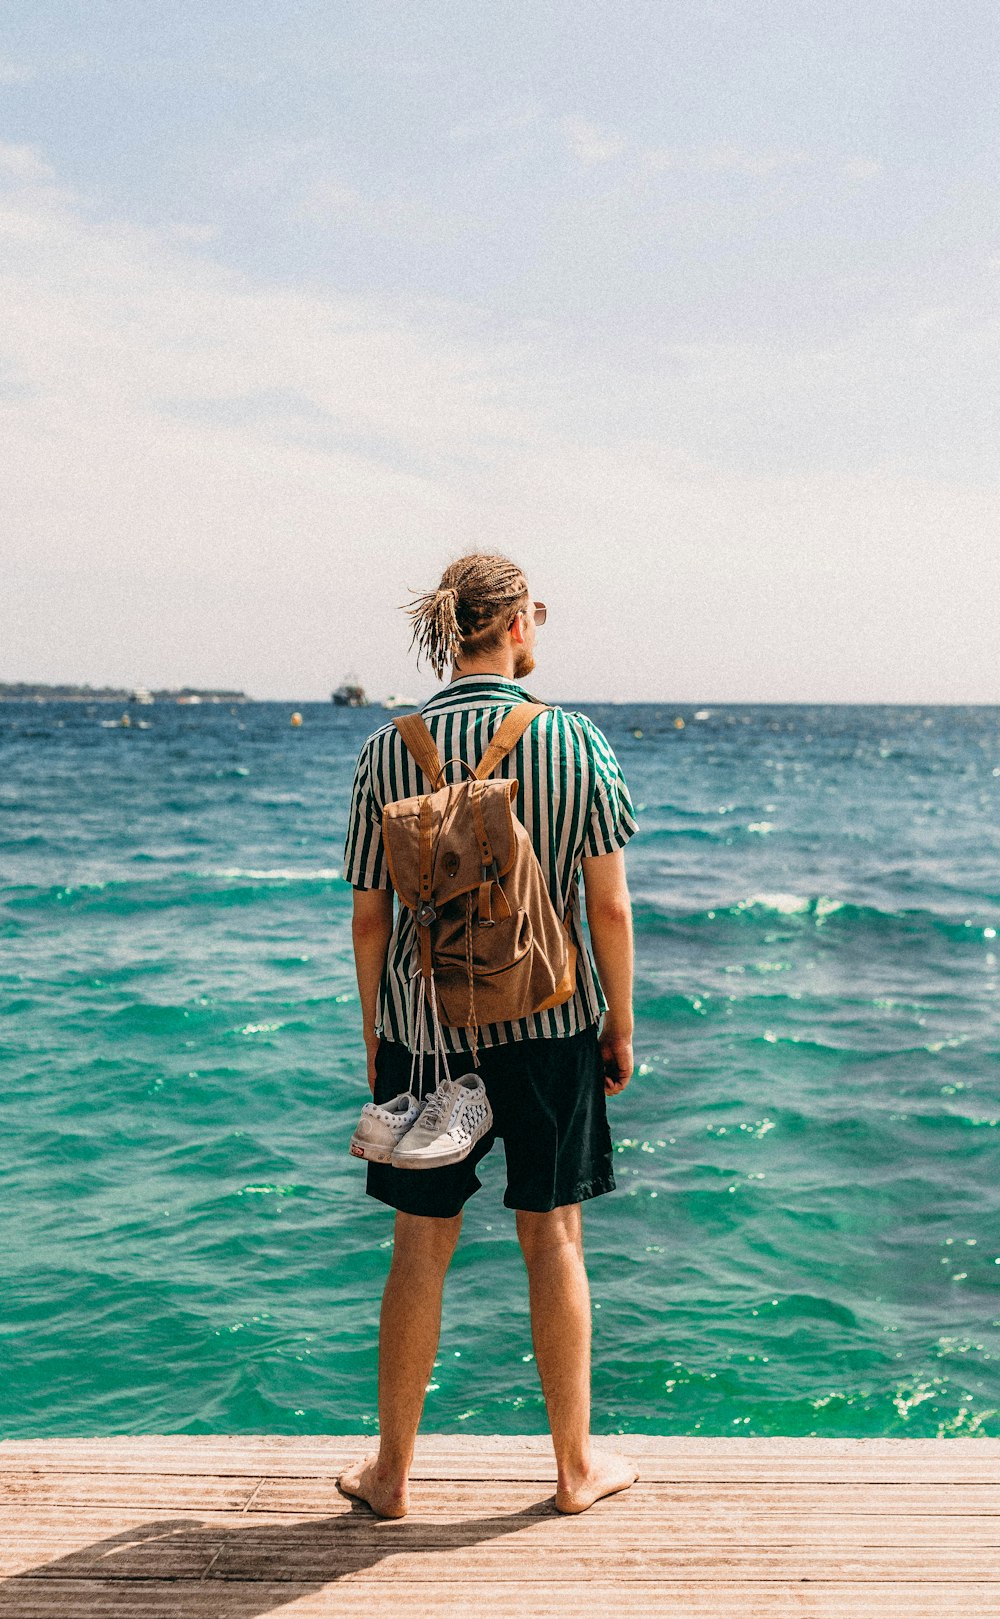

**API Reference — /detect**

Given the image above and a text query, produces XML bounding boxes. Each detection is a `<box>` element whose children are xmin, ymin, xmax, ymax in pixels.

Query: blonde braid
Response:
<box><xmin>404</xmin><ymin>583</ymin><xmax>462</xmax><ymax>680</ymax></box>
<box><xmin>403</xmin><ymin>553</ymin><xmax>528</xmax><ymax>679</ymax></box>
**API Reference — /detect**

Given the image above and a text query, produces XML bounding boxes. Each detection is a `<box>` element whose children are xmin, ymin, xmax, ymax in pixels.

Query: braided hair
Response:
<box><xmin>404</xmin><ymin>554</ymin><xmax>528</xmax><ymax>679</ymax></box>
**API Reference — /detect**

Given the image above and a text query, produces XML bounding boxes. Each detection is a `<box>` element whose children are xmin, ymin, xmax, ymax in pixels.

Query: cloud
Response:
<box><xmin>448</xmin><ymin>106</ymin><xmax>541</xmax><ymax>143</ymax></box>
<box><xmin>645</xmin><ymin>143</ymin><xmax>811</xmax><ymax>177</ymax></box>
<box><xmin>560</xmin><ymin>118</ymin><xmax>627</xmax><ymax>166</ymax></box>
<box><xmin>1</xmin><ymin>143</ymin><xmax>997</xmax><ymax>702</ymax></box>
<box><xmin>0</xmin><ymin>141</ymin><xmax>55</xmax><ymax>181</ymax></box>
<box><xmin>0</xmin><ymin>59</ymin><xmax>35</xmax><ymax>86</ymax></box>
<box><xmin>0</xmin><ymin>146</ymin><xmax>543</xmax><ymax>469</ymax></box>
<box><xmin>840</xmin><ymin>157</ymin><xmax>882</xmax><ymax>183</ymax></box>
<box><xmin>0</xmin><ymin>144</ymin><xmax>555</xmax><ymax>691</ymax></box>
<box><xmin>556</xmin><ymin>121</ymin><xmax>866</xmax><ymax>186</ymax></box>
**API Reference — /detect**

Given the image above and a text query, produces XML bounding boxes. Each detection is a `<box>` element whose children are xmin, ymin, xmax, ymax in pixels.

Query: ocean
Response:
<box><xmin>2</xmin><ymin>699</ymin><xmax>998</xmax><ymax>1440</ymax></box>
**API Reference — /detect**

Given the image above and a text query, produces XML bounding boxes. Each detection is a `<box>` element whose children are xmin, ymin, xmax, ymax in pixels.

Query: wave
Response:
<box><xmin>632</xmin><ymin>892</ymin><xmax>998</xmax><ymax>945</ymax></box>
<box><xmin>641</xmin><ymin>826</ymin><xmax>721</xmax><ymax>841</ymax></box>
<box><xmin>638</xmin><ymin>800</ymin><xmax>773</xmax><ymax>820</ymax></box>
<box><xmin>209</xmin><ymin>867</ymin><xmax>344</xmax><ymax>881</ymax></box>
<box><xmin>3</xmin><ymin>867</ymin><xmax>351</xmax><ymax>915</ymax></box>
<box><xmin>639</xmin><ymin>819</ymin><xmax>781</xmax><ymax>841</ymax></box>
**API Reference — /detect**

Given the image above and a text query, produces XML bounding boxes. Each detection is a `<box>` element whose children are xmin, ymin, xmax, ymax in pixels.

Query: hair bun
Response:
<box><xmin>403</xmin><ymin>553</ymin><xmax>524</xmax><ymax>680</ymax></box>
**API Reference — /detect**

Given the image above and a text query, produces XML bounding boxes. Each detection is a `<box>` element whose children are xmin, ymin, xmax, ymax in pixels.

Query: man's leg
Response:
<box><xmin>516</xmin><ymin>1203</ymin><xmax>638</xmax><ymax>1513</ymax></box>
<box><xmin>339</xmin><ymin>1208</ymin><xmax>462</xmax><ymax>1517</ymax></box>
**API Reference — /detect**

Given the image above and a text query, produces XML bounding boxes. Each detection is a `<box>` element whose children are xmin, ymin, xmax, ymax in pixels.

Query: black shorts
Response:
<box><xmin>365</xmin><ymin>1023</ymin><xmax>616</xmax><ymax>1218</ymax></box>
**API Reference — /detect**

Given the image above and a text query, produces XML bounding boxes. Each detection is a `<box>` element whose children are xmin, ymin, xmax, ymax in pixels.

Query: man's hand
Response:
<box><xmin>352</xmin><ymin>887</ymin><xmax>394</xmax><ymax>1096</ymax></box>
<box><xmin>599</xmin><ymin>1013</ymin><xmax>633</xmax><ymax>1096</ymax></box>
<box><xmin>583</xmin><ymin>851</ymin><xmax>635</xmax><ymax>1097</ymax></box>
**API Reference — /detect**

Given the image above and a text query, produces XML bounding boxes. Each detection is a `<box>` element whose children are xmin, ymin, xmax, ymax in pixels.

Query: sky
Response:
<box><xmin>2</xmin><ymin>1</ymin><xmax>998</xmax><ymax>703</ymax></box>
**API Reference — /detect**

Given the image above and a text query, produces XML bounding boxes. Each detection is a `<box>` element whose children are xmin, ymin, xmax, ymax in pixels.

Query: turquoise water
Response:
<box><xmin>2</xmin><ymin>700</ymin><xmax>998</xmax><ymax>1440</ymax></box>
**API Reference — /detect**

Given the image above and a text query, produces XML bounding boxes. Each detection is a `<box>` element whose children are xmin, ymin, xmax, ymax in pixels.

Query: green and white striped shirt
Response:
<box><xmin>342</xmin><ymin>674</ymin><xmax>638</xmax><ymax>1054</ymax></box>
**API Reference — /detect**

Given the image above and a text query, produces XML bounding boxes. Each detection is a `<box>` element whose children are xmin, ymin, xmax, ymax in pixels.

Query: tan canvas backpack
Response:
<box><xmin>382</xmin><ymin>701</ymin><xmax>577</xmax><ymax>1043</ymax></box>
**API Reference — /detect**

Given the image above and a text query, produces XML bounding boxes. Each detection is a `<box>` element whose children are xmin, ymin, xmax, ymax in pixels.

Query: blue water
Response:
<box><xmin>2</xmin><ymin>700</ymin><xmax>998</xmax><ymax>1439</ymax></box>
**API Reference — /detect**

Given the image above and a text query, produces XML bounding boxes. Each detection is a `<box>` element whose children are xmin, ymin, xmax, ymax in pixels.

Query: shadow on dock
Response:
<box><xmin>0</xmin><ymin>1492</ymin><xmax>555</xmax><ymax>1615</ymax></box>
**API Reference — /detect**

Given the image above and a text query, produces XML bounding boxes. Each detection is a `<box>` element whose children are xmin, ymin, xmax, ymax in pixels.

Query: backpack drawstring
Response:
<box><xmin>463</xmin><ymin>890</ymin><xmax>480</xmax><ymax>1071</ymax></box>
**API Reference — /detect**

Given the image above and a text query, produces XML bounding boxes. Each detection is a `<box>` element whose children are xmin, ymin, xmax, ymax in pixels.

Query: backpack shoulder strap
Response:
<box><xmin>394</xmin><ymin>713</ymin><xmax>444</xmax><ymax>789</ymax></box>
<box><xmin>475</xmin><ymin>701</ymin><xmax>549</xmax><ymax>781</ymax></box>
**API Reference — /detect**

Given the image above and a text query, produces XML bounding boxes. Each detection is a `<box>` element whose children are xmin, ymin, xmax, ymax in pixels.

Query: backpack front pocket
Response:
<box><xmin>432</xmin><ymin>904</ymin><xmax>539</xmax><ymax>1026</ymax></box>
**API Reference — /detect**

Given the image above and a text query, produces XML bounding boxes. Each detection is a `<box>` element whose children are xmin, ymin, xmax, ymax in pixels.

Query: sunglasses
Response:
<box><xmin>509</xmin><ymin>600</ymin><xmax>547</xmax><ymax>628</ymax></box>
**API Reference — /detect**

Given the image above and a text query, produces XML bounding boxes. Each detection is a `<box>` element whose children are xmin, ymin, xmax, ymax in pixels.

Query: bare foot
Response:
<box><xmin>337</xmin><ymin>1453</ymin><xmax>409</xmax><ymax>1519</ymax></box>
<box><xmin>554</xmin><ymin>1450</ymin><xmax>639</xmax><ymax>1515</ymax></box>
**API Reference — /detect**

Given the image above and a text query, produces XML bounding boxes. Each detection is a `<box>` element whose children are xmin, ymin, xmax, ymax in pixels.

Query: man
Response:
<box><xmin>340</xmin><ymin>552</ymin><xmax>639</xmax><ymax>1516</ymax></box>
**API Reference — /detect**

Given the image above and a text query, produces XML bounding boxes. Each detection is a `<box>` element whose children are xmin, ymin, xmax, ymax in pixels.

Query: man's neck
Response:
<box><xmin>449</xmin><ymin>662</ymin><xmax>518</xmax><ymax>684</ymax></box>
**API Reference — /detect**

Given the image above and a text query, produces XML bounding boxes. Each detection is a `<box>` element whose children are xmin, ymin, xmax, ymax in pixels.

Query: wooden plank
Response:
<box><xmin>0</xmin><ymin>1473</ymin><xmax>262</xmax><ymax>1510</ymax></box>
<box><xmin>251</xmin><ymin>1476</ymin><xmax>1000</xmax><ymax>1516</ymax></box>
<box><xmin>3</xmin><ymin>1437</ymin><xmax>990</xmax><ymax>1463</ymax></box>
<box><xmin>414</xmin><ymin>1457</ymin><xmax>996</xmax><ymax>1483</ymax></box>
<box><xmin>195</xmin><ymin>1509</ymin><xmax>1000</xmax><ymax>1548</ymax></box>
<box><xmin>3</xmin><ymin>1436</ymin><xmax>999</xmax><ymax>1483</ymax></box>
<box><xmin>0</xmin><ymin>1540</ymin><xmax>222</xmax><ymax>1581</ymax></box>
<box><xmin>0</xmin><ymin>1522</ymin><xmax>231</xmax><ymax>1581</ymax></box>
<box><xmin>4</xmin><ymin>1471</ymin><xmax>1000</xmax><ymax>1518</ymax></box>
<box><xmin>3</xmin><ymin>1471</ymin><xmax>999</xmax><ymax>1518</ymax></box>
<box><xmin>3</xmin><ymin>1434</ymin><xmax>998</xmax><ymax>1467</ymax></box>
<box><xmin>203</xmin><ymin>1541</ymin><xmax>1000</xmax><ymax>1581</ymax></box>
<box><xmin>1</xmin><ymin>1580</ymin><xmax>998</xmax><ymax>1619</ymax></box>
<box><xmin>3</xmin><ymin>1517</ymin><xmax>998</xmax><ymax>1584</ymax></box>
<box><xmin>0</xmin><ymin>1438</ymin><xmax>365</xmax><ymax>1476</ymax></box>
<box><xmin>2</xmin><ymin>1502</ymin><xmax>999</xmax><ymax>1550</ymax></box>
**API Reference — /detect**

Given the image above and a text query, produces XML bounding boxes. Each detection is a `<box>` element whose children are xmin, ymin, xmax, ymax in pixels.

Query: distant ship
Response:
<box><xmin>130</xmin><ymin>687</ymin><xmax>155</xmax><ymax>705</ymax></box>
<box><xmin>382</xmin><ymin>694</ymin><xmax>419</xmax><ymax>711</ymax></box>
<box><xmin>332</xmin><ymin>677</ymin><xmax>368</xmax><ymax>707</ymax></box>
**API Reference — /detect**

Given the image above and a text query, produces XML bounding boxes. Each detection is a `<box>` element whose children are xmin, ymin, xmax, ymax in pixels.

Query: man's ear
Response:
<box><xmin>509</xmin><ymin>609</ymin><xmax>527</xmax><ymax>646</ymax></box>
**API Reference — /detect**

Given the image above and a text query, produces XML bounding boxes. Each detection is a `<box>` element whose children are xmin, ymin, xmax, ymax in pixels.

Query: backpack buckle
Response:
<box><xmin>478</xmin><ymin>860</ymin><xmax>500</xmax><ymax>927</ymax></box>
<box><xmin>416</xmin><ymin>900</ymin><xmax>437</xmax><ymax>926</ymax></box>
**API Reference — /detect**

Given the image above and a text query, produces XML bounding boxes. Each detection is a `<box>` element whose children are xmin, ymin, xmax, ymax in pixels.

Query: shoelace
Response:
<box><xmin>407</xmin><ymin>970</ymin><xmax>455</xmax><ymax>1102</ymax></box>
<box><xmin>417</xmin><ymin>1082</ymin><xmax>456</xmax><ymax>1133</ymax></box>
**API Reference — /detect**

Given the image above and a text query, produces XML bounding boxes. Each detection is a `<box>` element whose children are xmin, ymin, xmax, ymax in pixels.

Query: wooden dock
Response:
<box><xmin>1</xmin><ymin>1434</ymin><xmax>998</xmax><ymax>1616</ymax></box>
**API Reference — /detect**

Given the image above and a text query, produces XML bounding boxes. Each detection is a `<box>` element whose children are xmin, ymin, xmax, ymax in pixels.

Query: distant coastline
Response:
<box><xmin>0</xmin><ymin>683</ymin><xmax>250</xmax><ymax>703</ymax></box>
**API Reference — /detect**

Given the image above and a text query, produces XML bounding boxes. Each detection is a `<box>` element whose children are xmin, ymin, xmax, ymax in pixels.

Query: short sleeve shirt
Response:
<box><xmin>342</xmin><ymin>674</ymin><xmax>638</xmax><ymax>1053</ymax></box>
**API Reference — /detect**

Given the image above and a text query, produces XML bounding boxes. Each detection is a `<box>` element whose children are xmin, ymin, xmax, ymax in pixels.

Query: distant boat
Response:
<box><xmin>130</xmin><ymin>687</ymin><xmax>155</xmax><ymax>705</ymax></box>
<box><xmin>332</xmin><ymin>678</ymin><xmax>368</xmax><ymax>707</ymax></box>
<box><xmin>382</xmin><ymin>694</ymin><xmax>419</xmax><ymax>711</ymax></box>
<box><xmin>177</xmin><ymin>694</ymin><xmax>202</xmax><ymax>705</ymax></box>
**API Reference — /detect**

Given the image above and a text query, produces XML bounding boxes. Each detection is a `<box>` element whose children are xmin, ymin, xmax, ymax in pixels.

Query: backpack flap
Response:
<box><xmin>381</xmin><ymin>778</ymin><xmax>518</xmax><ymax>913</ymax></box>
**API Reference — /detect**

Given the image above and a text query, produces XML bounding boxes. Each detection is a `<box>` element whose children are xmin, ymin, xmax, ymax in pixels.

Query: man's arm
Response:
<box><xmin>581</xmin><ymin>848</ymin><xmax>634</xmax><ymax>1094</ymax></box>
<box><xmin>351</xmin><ymin>887</ymin><xmax>395</xmax><ymax>1092</ymax></box>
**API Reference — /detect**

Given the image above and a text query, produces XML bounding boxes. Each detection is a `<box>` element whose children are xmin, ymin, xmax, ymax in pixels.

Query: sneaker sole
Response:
<box><xmin>389</xmin><ymin>1118</ymin><xmax>493</xmax><ymax>1171</ymax></box>
<box><xmin>349</xmin><ymin>1134</ymin><xmax>396</xmax><ymax>1164</ymax></box>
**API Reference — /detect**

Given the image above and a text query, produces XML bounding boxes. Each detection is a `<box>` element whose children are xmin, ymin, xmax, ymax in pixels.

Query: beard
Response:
<box><xmin>513</xmin><ymin>646</ymin><xmax>535</xmax><ymax>679</ymax></box>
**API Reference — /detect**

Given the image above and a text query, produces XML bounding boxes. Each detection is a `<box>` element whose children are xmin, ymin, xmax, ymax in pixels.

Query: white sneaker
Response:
<box><xmin>349</xmin><ymin>1091</ymin><xmax>425</xmax><ymax>1164</ymax></box>
<box><xmin>389</xmin><ymin>1073</ymin><xmax>493</xmax><ymax>1170</ymax></box>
